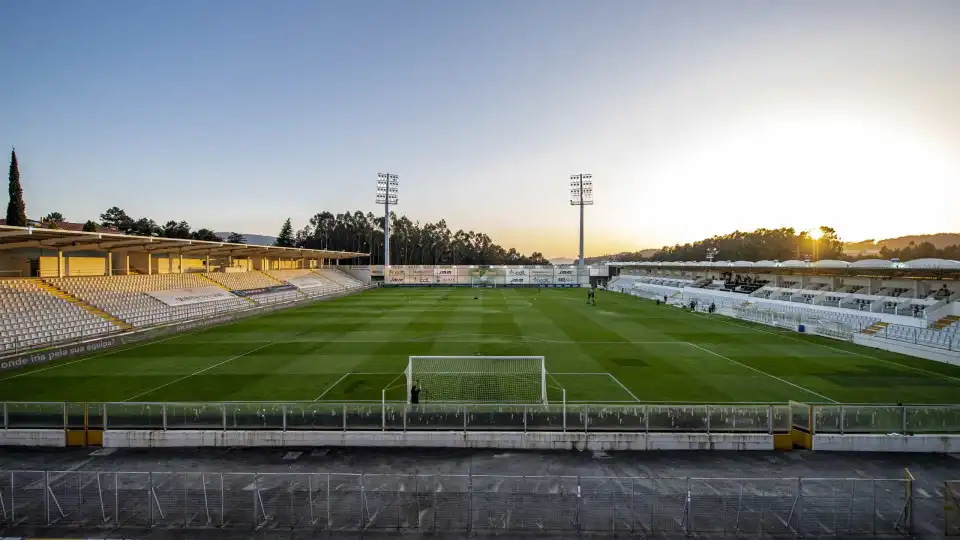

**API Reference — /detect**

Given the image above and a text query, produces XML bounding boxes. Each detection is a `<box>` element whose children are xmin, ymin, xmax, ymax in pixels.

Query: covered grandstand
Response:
<box><xmin>0</xmin><ymin>224</ymin><xmax>370</xmax><ymax>356</ymax></box>
<box><xmin>608</xmin><ymin>258</ymin><xmax>960</xmax><ymax>360</ymax></box>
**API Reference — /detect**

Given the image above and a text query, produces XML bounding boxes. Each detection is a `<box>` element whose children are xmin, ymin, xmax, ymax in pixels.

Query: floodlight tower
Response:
<box><xmin>376</xmin><ymin>173</ymin><xmax>399</xmax><ymax>266</ymax></box>
<box><xmin>569</xmin><ymin>174</ymin><xmax>593</xmax><ymax>266</ymax></box>
<box><xmin>706</xmin><ymin>248</ymin><xmax>718</xmax><ymax>263</ymax></box>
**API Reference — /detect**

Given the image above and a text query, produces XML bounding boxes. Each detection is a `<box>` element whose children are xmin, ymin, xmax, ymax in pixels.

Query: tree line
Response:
<box><xmin>283</xmin><ymin>211</ymin><xmax>550</xmax><ymax>265</ymax></box>
<box><xmin>587</xmin><ymin>226</ymin><xmax>960</xmax><ymax>263</ymax></box>
<box><xmin>586</xmin><ymin>227</ymin><xmax>846</xmax><ymax>263</ymax></box>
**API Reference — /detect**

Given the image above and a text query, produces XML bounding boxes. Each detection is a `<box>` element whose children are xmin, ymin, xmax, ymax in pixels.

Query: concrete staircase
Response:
<box><xmin>861</xmin><ymin>321</ymin><xmax>889</xmax><ymax>335</ymax></box>
<box><xmin>931</xmin><ymin>315</ymin><xmax>960</xmax><ymax>330</ymax></box>
<box><xmin>36</xmin><ymin>280</ymin><xmax>133</xmax><ymax>330</ymax></box>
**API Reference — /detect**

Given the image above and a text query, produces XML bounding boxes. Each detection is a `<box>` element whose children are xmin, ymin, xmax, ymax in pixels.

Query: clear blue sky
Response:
<box><xmin>3</xmin><ymin>0</ymin><xmax>958</xmax><ymax>257</ymax></box>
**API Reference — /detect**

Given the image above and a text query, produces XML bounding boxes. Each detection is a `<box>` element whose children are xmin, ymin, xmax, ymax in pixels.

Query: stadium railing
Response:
<box><xmin>3</xmin><ymin>401</ymin><xmax>959</xmax><ymax>434</ymax></box>
<box><xmin>0</xmin><ymin>470</ymin><xmax>916</xmax><ymax>536</ymax></box>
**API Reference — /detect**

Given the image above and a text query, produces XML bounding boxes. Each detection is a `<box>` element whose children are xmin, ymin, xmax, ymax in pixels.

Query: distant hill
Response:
<box><xmin>844</xmin><ymin>233</ymin><xmax>960</xmax><ymax>253</ymax></box>
<box><xmin>215</xmin><ymin>232</ymin><xmax>277</xmax><ymax>246</ymax></box>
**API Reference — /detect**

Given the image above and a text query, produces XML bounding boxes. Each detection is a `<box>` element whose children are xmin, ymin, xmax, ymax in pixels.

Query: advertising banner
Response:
<box><xmin>231</xmin><ymin>284</ymin><xmax>298</xmax><ymax>297</ymax></box>
<box><xmin>529</xmin><ymin>268</ymin><xmax>554</xmax><ymax>285</ymax></box>
<box><xmin>386</xmin><ymin>267</ymin><xmax>406</xmax><ymax>283</ymax></box>
<box><xmin>146</xmin><ymin>286</ymin><xmax>237</xmax><ymax>307</ymax></box>
<box><xmin>505</xmin><ymin>267</ymin><xmax>530</xmax><ymax>285</ymax></box>
<box><xmin>285</xmin><ymin>276</ymin><xmax>330</xmax><ymax>289</ymax></box>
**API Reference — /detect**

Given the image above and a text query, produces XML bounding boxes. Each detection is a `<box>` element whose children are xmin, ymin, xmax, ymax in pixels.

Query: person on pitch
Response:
<box><xmin>587</xmin><ymin>287</ymin><xmax>596</xmax><ymax>306</ymax></box>
<box><xmin>410</xmin><ymin>380</ymin><xmax>422</xmax><ymax>405</ymax></box>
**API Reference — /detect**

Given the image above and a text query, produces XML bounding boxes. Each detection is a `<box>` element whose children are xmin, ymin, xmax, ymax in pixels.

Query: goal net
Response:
<box><xmin>406</xmin><ymin>356</ymin><xmax>547</xmax><ymax>404</ymax></box>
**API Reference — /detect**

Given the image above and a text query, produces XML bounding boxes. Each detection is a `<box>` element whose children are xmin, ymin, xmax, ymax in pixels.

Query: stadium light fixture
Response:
<box><xmin>569</xmin><ymin>174</ymin><xmax>593</xmax><ymax>266</ymax></box>
<box><xmin>376</xmin><ymin>173</ymin><xmax>399</xmax><ymax>266</ymax></box>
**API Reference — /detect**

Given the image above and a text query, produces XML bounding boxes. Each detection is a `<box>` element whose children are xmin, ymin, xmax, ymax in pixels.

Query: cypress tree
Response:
<box><xmin>6</xmin><ymin>149</ymin><xmax>27</xmax><ymax>226</ymax></box>
<box><xmin>275</xmin><ymin>218</ymin><xmax>295</xmax><ymax>247</ymax></box>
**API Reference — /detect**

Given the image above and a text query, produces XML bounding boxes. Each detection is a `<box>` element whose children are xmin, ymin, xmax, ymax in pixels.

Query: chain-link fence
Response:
<box><xmin>0</xmin><ymin>471</ymin><xmax>914</xmax><ymax>536</ymax></box>
<box><xmin>947</xmin><ymin>481</ymin><xmax>960</xmax><ymax>536</ymax></box>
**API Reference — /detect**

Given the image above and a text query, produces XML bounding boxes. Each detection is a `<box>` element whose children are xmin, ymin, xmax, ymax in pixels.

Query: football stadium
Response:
<box><xmin>1</xmin><ymin>227</ymin><xmax>960</xmax><ymax>536</ymax></box>
<box><xmin>5</xmin><ymin>1</ymin><xmax>960</xmax><ymax>537</ymax></box>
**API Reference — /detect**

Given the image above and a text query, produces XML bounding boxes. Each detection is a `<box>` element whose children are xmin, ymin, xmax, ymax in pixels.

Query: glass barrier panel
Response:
<box><xmin>772</xmin><ymin>405</ymin><xmax>791</xmax><ymax>433</ymax></box>
<box><xmin>466</xmin><ymin>405</ymin><xmax>525</xmax><ymax>430</ymax></box>
<box><xmin>6</xmin><ymin>402</ymin><xmax>65</xmax><ymax>429</ymax></box>
<box><xmin>344</xmin><ymin>403</ymin><xmax>386</xmax><ymax>430</ymax></box>
<box><xmin>106</xmin><ymin>403</ymin><xmax>163</xmax><ymax>429</ymax></box>
<box><xmin>383</xmin><ymin>403</ymin><xmax>405</xmax><ymax>430</ymax></box>
<box><xmin>166</xmin><ymin>403</ymin><xmax>225</xmax><ymax>429</ymax></box>
<box><xmin>813</xmin><ymin>406</ymin><xmax>843</xmax><ymax>433</ymax></box>
<box><xmin>905</xmin><ymin>405</ymin><xmax>960</xmax><ymax>434</ymax></box>
<box><xmin>405</xmin><ymin>404</ymin><xmax>464</xmax><ymax>430</ymax></box>
<box><xmin>285</xmin><ymin>402</ymin><xmax>345</xmax><ymax>430</ymax></box>
<box><xmin>708</xmin><ymin>405</ymin><xmax>770</xmax><ymax>432</ymax></box>
<box><xmin>86</xmin><ymin>402</ymin><xmax>105</xmax><ymax>429</ymax></box>
<box><xmin>226</xmin><ymin>403</ymin><xmax>284</xmax><ymax>430</ymax></box>
<box><xmin>586</xmin><ymin>406</ymin><xmax>647</xmax><ymax>431</ymax></box>
<box><xmin>647</xmin><ymin>405</ymin><xmax>708</xmax><ymax>431</ymax></box>
<box><xmin>525</xmin><ymin>405</ymin><xmax>566</xmax><ymax>431</ymax></box>
<box><xmin>66</xmin><ymin>402</ymin><xmax>87</xmax><ymax>429</ymax></box>
<box><xmin>841</xmin><ymin>406</ymin><xmax>904</xmax><ymax>433</ymax></box>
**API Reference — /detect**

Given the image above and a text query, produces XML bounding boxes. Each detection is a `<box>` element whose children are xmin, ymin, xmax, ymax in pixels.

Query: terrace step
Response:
<box><xmin>37</xmin><ymin>280</ymin><xmax>132</xmax><ymax>330</ymax></box>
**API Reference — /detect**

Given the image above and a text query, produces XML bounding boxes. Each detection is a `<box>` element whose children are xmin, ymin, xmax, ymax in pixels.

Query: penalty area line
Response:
<box><xmin>122</xmin><ymin>341</ymin><xmax>277</xmax><ymax>403</ymax></box>
<box><xmin>606</xmin><ymin>373</ymin><xmax>641</xmax><ymax>402</ymax></box>
<box><xmin>314</xmin><ymin>372</ymin><xmax>352</xmax><ymax>401</ymax></box>
<box><xmin>685</xmin><ymin>342</ymin><xmax>838</xmax><ymax>403</ymax></box>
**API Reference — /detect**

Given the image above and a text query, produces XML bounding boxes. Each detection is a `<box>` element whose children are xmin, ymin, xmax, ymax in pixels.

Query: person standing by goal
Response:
<box><xmin>410</xmin><ymin>381</ymin><xmax>422</xmax><ymax>405</ymax></box>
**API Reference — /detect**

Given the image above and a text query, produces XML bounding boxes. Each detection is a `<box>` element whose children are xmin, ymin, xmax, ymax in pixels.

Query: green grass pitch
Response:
<box><xmin>2</xmin><ymin>288</ymin><xmax>960</xmax><ymax>405</ymax></box>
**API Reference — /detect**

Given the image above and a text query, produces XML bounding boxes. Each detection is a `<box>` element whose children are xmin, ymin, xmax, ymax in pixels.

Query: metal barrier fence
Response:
<box><xmin>948</xmin><ymin>481</ymin><xmax>960</xmax><ymax>536</ymax></box>
<box><xmin>4</xmin><ymin>401</ymin><xmax>960</xmax><ymax>434</ymax></box>
<box><xmin>813</xmin><ymin>404</ymin><xmax>960</xmax><ymax>434</ymax></box>
<box><xmin>0</xmin><ymin>471</ymin><xmax>913</xmax><ymax>536</ymax></box>
<box><xmin>1</xmin><ymin>402</ymin><xmax>793</xmax><ymax>433</ymax></box>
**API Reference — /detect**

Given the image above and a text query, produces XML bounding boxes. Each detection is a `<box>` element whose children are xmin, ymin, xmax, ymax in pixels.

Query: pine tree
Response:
<box><xmin>275</xmin><ymin>218</ymin><xmax>294</xmax><ymax>247</ymax></box>
<box><xmin>82</xmin><ymin>220</ymin><xmax>99</xmax><ymax>232</ymax></box>
<box><xmin>226</xmin><ymin>232</ymin><xmax>246</xmax><ymax>244</ymax></box>
<box><xmin>6</xmin><ymin>149</ymin><xmax>27</xmax><ymax>226</ymax></box>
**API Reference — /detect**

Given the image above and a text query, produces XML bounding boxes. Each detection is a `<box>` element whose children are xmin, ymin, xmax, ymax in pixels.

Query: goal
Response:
<box><xmin>406</xmin><ymin>356</ymin><xmax>547</xmax><ymax>404</ymax></box>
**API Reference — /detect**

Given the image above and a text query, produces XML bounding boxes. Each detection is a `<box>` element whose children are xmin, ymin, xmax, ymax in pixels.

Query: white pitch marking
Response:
<box><xmin>121</xmin><ymin>342</ymin><xmax>276</xmax><ymax>402</ymax></box>
<box><xmin>314</xmin><ymin>373</ymin><xmax>352</xmax><ymax>401</ymax></box>
<box><xmin>697</xmin><ymin>313</ymin><xmax>960</xmax><ymax>384</ymax></box>
<box><xmin>0</xmin><ymin>326</ymin><xmax>214</xmax><ymax>382</ymax></box>
<box><xmin>606</xmin><ymin>373</ymin><xmax>642</xmax><ymax>402</ymax></box>
<box><xmin>686</xmin><ymin>342</ymin><xmax>838</xmax><ymax>403</ymax></box>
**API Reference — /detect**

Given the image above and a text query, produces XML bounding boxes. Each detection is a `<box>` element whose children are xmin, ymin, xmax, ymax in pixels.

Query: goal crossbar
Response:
<box><xmin>406</xmin><ymin>355</ymin><xmax>547</xmax><ymax>405</ymax></box>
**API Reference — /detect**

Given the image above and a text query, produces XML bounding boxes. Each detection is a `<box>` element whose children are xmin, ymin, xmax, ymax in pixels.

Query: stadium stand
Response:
<box><xmin>203</xmin><ymin>271</ymin><xmax>305</xmax><ymax>305</ymax></box>
<box><xmin>203</xmin><ymin>270</ymin><xmax>281</xmax><ymax>291</ymax></box>
<box><xmin>49</xmin><ymin>274</ymin><xmax>250</xmax><ymax>328</ymax></box>
<box><xmin>316</xmin><ymin>268</ymin><xmax>365</xmax><ymax>289</ymax></box>
<box><xmin>0</xmin><ymin>279</ymin><xmax>120</xmax><ymax>353</ymax></box>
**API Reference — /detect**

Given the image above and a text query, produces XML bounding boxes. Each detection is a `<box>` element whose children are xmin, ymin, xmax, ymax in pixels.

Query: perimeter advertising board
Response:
<box><xmin>529</xmin><ymin>268</ymin><xmax>554</xmax><ymax>285</ymax></box>
<box><xmin>407</xmin><ymin>266</ymin><xmax>436</xmax><ymax>285</ymax></box>
<box><xmin>386</xmin><ymin>267</ymin><xmax>406</xmax><ymax>284</ymax></box>
<box><xmin>435</xmin><ymin>266</ymin><xmax>458</xmax><ymax>284</ymax></box>
<box><xmin>555</xmin><ymin>266</ymin><xmax>577</xmax><ymax>285</ymax></box>
<box><xmin>505</xmin><ymin>267</ymin><xmax>530</xmax><ymax>285</ymax></box>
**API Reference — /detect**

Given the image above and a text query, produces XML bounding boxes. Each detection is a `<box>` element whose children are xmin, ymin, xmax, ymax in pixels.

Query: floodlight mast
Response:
<box><xmin>569</xmin><ymin>174</ymin><xmax>593</xmax><ymax>266</ymax></box>
<box><xmin>376</xmin><ymin>173</ymin><xmax>399</xmax><ymax>266</ymax></box>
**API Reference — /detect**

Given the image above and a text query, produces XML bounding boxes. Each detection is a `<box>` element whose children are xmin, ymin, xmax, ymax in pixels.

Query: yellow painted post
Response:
<box><xmin>107</xmin><ymin>252</ymin><xmax>113</xmax><ymax>276</ymax></box>
<box><xmin>147</xmin><ymin>252</ymin><xmax>152</xmax><ymax>275</ymax></box>
<box><xmin>57</xmin><ymin>250</ymin><xmax>64</xmax><ymax>278</ymax></box>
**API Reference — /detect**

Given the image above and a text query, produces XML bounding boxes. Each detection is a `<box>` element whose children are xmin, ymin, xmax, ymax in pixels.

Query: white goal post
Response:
<box><xmin>406</xmin><ymin>356</ymin><xmax>547</xmax><ymax>404</ymax></box>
